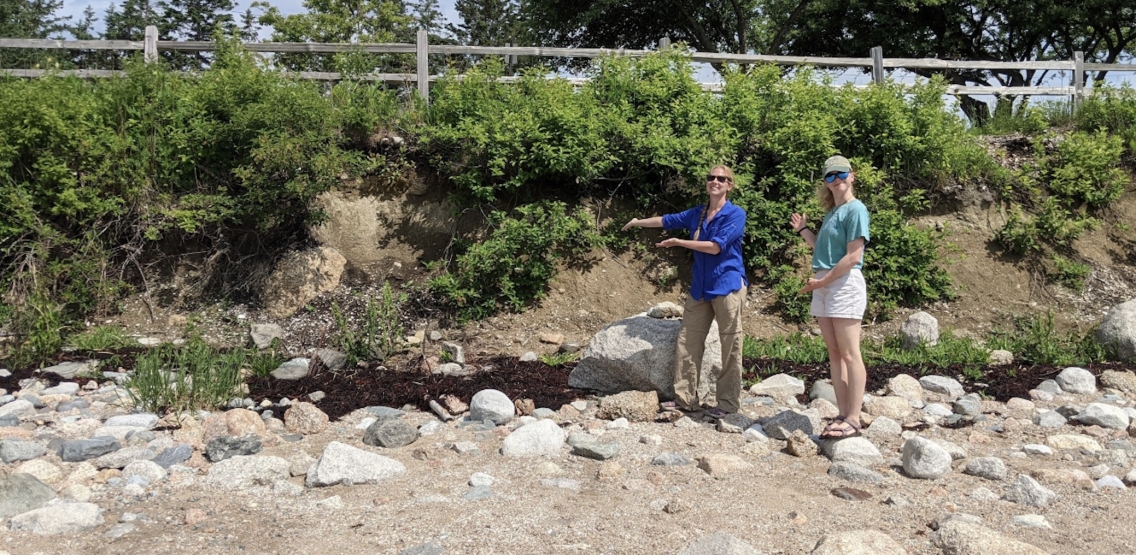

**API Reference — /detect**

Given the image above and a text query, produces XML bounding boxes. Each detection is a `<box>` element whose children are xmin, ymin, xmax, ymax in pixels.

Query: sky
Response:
<box><xmin>52</xmin><ymin>0</ymin><xmax>1121</xmax><ymax>94</ymax></box>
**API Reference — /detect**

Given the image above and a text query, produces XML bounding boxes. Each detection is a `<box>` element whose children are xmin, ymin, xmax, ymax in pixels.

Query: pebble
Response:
<box><xmin>462</xmin><ymin>485</ymin><xmax>494</xmax><ymax>500</ymax></box>
<box><xmin>901</xmin><ymin>437</ymin><xmax>952</xmax><ymax>479</ymax></box>
<box><xmin>1022</xmin><ymin>444</ymin><xmax>1053</xmax><ymax>456</ymax></box>
<box><xmin>1011</xmin><ymin>514</ymin><xmax>1053</xmax><ymax>529</ymax></box>
<box><xmin>639</xmin><ymin>434</ymin><xmax>662</xmax><ymax>446</ymax></box>
<box><xmin>1003</xmin><ymin>475</ymin><xmax>1058</xmax><ymax>507</ymax></box>
<box><xmin>651</xmin><ymin>453</ymin><xmax>691</xmax><ymax>466</ymax></box>
<box><xmin>1096</xmin><ymin>475</ymin><xmax>1127</xmax><ymax>489</ymax></box>
<box><xmin>963</xmin><ymin>457</ymin><xmax>1007</xmax><ymax>481</ymax></box>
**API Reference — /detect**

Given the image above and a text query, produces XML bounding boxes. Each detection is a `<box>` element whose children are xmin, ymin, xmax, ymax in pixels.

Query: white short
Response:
<box><xmin>810</xmin><ymin>269</ymin><xmax>867</xmax><ymax>320</ymax></box>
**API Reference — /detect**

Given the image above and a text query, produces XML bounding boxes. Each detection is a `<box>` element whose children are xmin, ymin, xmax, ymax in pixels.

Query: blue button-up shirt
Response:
<box><xmin>662</xmin><ymin>201</ymin><xmax>748</xmax><ymax>301</ymax></box>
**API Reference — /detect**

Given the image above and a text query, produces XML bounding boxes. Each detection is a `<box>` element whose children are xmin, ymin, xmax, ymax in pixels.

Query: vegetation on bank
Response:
<box><xmin>1</xmin><ymin>42</ymin><xmax>1134</xmax><ymax>367</ymax></box>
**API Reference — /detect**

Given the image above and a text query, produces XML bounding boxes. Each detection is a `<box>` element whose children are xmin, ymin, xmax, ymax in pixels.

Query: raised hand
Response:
<box><xmin>790</xmin><ymin>213</ymin><xmax>807</xmax><ymax>232</ymax></box>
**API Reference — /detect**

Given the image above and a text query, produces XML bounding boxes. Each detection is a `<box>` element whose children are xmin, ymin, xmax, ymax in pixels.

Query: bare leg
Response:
<box><xmin>829</xmin><ymin>317</ymin><xmax>866</xmax><ymax>424</ymax></box>
<box><xmin>817</xmin><ymin>317</ymin><xmax>849</xmax><ymax>418</ymax></box>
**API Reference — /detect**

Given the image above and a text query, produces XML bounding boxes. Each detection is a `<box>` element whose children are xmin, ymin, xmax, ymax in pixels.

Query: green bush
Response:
<box><xmin>1076</xmin><ymin>85</ymin><xmax>1136</xmax><ymax>152</ymax></box>
<box><xmin>429</xmin><ymin>201</ymin><xmax>601</xmax><ymax>321</ymax></box>
<box><xmin>1048</xmin><ymin>255</ymin><xmax>1092</xmax><ymax>291</ymax></box>
<box><xmin>1045</xmin><ymin>131</ymin><xmax>1126</xmax><ymax>209</ymax></box>
<box><xmin>988</xmin><ymin>311</ymin><xmax>1113</xmax><ymax>365</ymax></box>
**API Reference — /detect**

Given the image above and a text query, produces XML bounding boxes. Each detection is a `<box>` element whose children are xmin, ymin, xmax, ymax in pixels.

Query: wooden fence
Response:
<box><xmin>3</xmin><ymin>26</ymin><xmax>1133</xmax><ymax>106</ymax></box>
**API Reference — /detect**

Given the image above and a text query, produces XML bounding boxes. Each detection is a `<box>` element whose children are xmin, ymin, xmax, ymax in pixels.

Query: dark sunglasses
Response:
<box><xmin>824</xmin><ymin>171</ymin><xmax>850</xmax><ymax>183</ymax></box>
<box><xmin>706</xmin><ymin>174</ymin><xmax>731</xmax><ymax>183</ymax></box>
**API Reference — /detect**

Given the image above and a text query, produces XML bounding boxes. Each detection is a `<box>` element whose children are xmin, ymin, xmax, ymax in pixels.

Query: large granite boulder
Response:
<box><xmin>1098</xmin><ymin>299</ymin><xmax>1136</xmax><ymax>361</ymax></box>
<box><xmin>569</xmin><ymin>312</ymin><xmax>720</xmax><ymax>400</ymax></box>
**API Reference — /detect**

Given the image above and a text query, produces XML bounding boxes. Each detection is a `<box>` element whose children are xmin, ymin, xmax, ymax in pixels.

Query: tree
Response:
<box><xmin>0</xmin><ymin>0</ymin><xmax>69</xmax><ymax>69</ymax></box>
<box><xmin>255</xmin><ymin>0</ymin><xmax>416</xmax><ymax>73</ymax></box>
<box><xmin>450</xmin><ymin>0</ymin><xmax>524</xmax><ymax>46</ymax></box>
<box><xmin>522</xmin><ymin>0</ymin><xmax>809</xmax><ymax>54</ymax></box>
<box><xmin>784</xmin><ymin>0</ymin><xmax>1136</xmax><ymax>123</ymax></box>
<box><xmin>158</xmin><ymin>0</ymin><xmax>237</xmax><ymax>69</ymax></box>
<box><xmin>412</xmin><ymin>0</ymin><xmax>447</xmax><ymax>37</ymax></box>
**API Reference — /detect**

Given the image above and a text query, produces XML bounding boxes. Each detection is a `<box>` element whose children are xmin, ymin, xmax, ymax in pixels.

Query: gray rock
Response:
<box><xmin>811</xmin><ymin>530</ymin><xmax>908</xmax><ymax>555</ymax></box>
<box><xmin>1054</xmin><ymin>404</ymin><xmax>1081</xmax><ymax>418</ymax></box>
<box><xmin>271</xmin><ymin>358</ymin><xmax>310</xmax><ymax>380</ymax></box>
<box><xmin>1097</xmin><ymin>299</ymin><xmax>1136</xmax><ymax>361</ymax></box>
<box><xmin>0</xmin><ymin>440</ymin><xmax>46</xmax><ymax>463</ymax></box>
<box><xmin>152</xmin><ymin>444</ymin><xmax>193</xmax><ymax>468</ymax></box>
<box><xmin>1055</xmin><ymin>367</ymin><xmax>1096</xmax><ymax>395</ymax></box>
<box><xmin>462</xmin><ymin>485</ymin><xmax>493</xmax><ymax>500</ymax></box>
<box><xmin>963</xmin><ymin>457</ymin><xmax>1007</xmax><ymax>481</ymax></box>
<box><xmin>519</xmin><ymin>352</ymin><xmax>538</xmax><ymax>362</ymax></box>
<box><xmin>0</xmin><ymin>474</ymin><xmax>56</xmax><ymax>517</ymax></box>
<box><xmin>762</xmin><ymin>410</ymin><xmax>815</xmax><ymax>440</ymax></box>
<box><xmin>900</xmin><ymin>311</ymin><xmax>939</xmax><ymax>349</ymax></box>
<box><xmin>1074</xmin><ymin>402</ymin><xmax>1130</xmax><ymax>429</ymax></box>
<box><xmin>206</xmin><ymin>434</ymin><xmax>263</xmax><ymax>462</ymax></box>
<box><xmin>922</xmin><ymin>403</ymin><xmax>955</xmax><ymax>417</ymax></box>
<box><xmin>810</xmin><ymin>380</ymin><xmax>838</xmax><ymax>406</ymax></box>
<box><xmin>934</xmin><ymin>520</ymin><xmax>1049</xmax><ymax>555</ymax></box>
<box><xmin>0</xmin><ymin>414</ymin><xmax>19</xmax><ymax>427</ymax></box>
<box><xmin>364</xmin><ymin>406</ymin><xmax>406</xmax><ymax>420</ymax></box>
<box><xmin>1022</xmin><ymin>444</ymin><xmax>1053</xmax><ymax>456</ymax></box>
<box><xmin>470</xmin><ymin>389</ymin><xmax>514</xmax><ymax>425</ymax></box>
<box><xmin>60</xmin><ymin>437</ymin><xmax>121</xmax><ymax>462</ymax></box>
<box><xmin>39</xmin><ymin>361</ymin><xmax>92</xmax><ymax>379</ymax></box>
<box><xmin>652</xmin><ymin>452</ymin><xmax>692</xmax><ymax>466</ymax></box>
<box><xmin>56</xmin><ymin>400</ymin><xmax>90</xmax><ymax>412</ymax></box>
<box><xmin>749</xmin><ymin>374</ymin><xmax>804</xmax><ymax>399</ymax></box>
<box><xmin>1011</xmin><ymin>515</ymin><xmax>1052</xmax><ymax>529</ymax></box>
<box><xmin>901</xmin><ymin>437</ymin><xmax>952</xmax><ymax>479</ymax></box>
<box><xmin>532</xmin><ymin>408</ymin><xmax>556</xmax><ymax>419</ymax></box>
<box><xmin>441</xmin><ymin>342</ymin><xmax>465</xmax><ymax>364</ymax></box>
<box><xmin>677</xmin><ymin>532</ymin><xmax>763</xmax><ymax>555</ymax></box>
<box><xmin>1097</xmin><ymin>475</ymin><xmax>1127</xmax><ymax>489</ymax></box>
<box><xmin>953</xmin><ymin>393</ymin><xmax>983</xmax><ymax>416</ymax></box>
<box><xmin>568</xmin><ymin>313</ymin><xmax>721</xmax><ymax>400</ymax></box>
<box><xmin>306</xmin><ymin>441</ymin><xmax>407</xmax><ymax>487</ymax></box>
<box><xmin>22</xmin><ymin>395</ymin><xmax>44</xmax><ymax>409</ymax></box>
<box><xmin>820</xmin><ymin>437</ymin><xmax>884</xmax><ymax>467</ymax></box>
<box><xmin>104</xmin><ymin>413</ymin><xmax>160</xmax><ymax>429</ymax></box>
<box><xmin>919</xmin><ymin>376</ymin><xmax>965</xmax><ymax>400</ymax></box>
<box><xmin>1034</xmin><ymin>410</ymin><xmax>1067</xmax><ymax>428</ymax></box>
<box><xmin>1036</xmin><ymin>380</ymin><xmax>1063</xmax><ymax>395</ymax></box>
<box><xmin>250</xmin><ymin>323</ymin><xmax>285</xmax><ymax>350</ymax></box>
<box><xmin>315</xmin><ymin>348</ymin><xmax>347</xmax><ymax>371</ymax></box>
<box><xmin>396</xmin><ymin>543</ymin><xmax>445</xmax><ymax>555</ymax></box>
<box><xmin>7</xmin><ymin>502</ymin><xmax>103</xmax><ymax>535</ymax></box>
<box><xmin>866</xmin><ymin>416</ymin><xmax>902</xmax><ymax>438</ymax></box>
<box><xmin>206</xmin><ymin>455</ymin><xmax>291</xmax><ymax>490</ymax></box>
<box><xmin>122</xmin><ymin>460</ymin><xmax>167</xmax><ymax>483</ymax></box>
<box><xmin>717</xmin><ymin>413</ymin><xmax>755</xmax><ymax>433</ymax></box>
<box><xmin>41</xmin><ymin>382</ymin><xmax>80</xmax><ymax>396</ymax></box>
<box><xmin>363</xmin><ymin>418</ymin><xmax>419</xmax><ymax>448</ymax></box>
<box><xmin>828</xmin><ymin>462</ymin><xmax>885</xmax><ymax>483</ymax></box>
<box><xmin>469</xmin><ymin>472</ymin><xmax>495</xmax><ymax>487</ymax></box>
<box><xmin>0</xmin><ymin>399</ymin><xmax>34</xmax><ymax>419</ymax></box>
<box><xmin>500</xmin><ymin>419</ymin><xmax>565</xmax><ymax>457</ymax></box>
<box><xmin>433</xmin><ymin>363</ymin><xmax>469</xmax><ymax>377</ymax></box>
<box><xmin>887</xmin><ymin>374</ymin><xmax>925</xmax><ymax>403</ymax></box>
<box><xmin>93</xmin><ymin>446</ymin><xmax>156</xmax><ymax>469</ymax></box>
<box><xmin>1003</xmin><ymin>475</ymin><xmax>1057</xmax><ymax>507</ymax></box>
<box><xmin>569</xmin><ymin>435</ymin><xmax>620</xmax><ymax>460</ymax></box>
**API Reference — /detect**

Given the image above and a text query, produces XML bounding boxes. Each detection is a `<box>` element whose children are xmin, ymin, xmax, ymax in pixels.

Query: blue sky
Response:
<box><xmin>59</xmin><ymin>0</ymin><xmax>462</xmax><ymax>34</ymax></box>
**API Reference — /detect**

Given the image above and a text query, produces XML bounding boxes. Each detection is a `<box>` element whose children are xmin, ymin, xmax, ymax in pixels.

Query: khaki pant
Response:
<box><xmin>673</xmin><ymin>287</ymin><xmax>746</xmax><ymax>413</ymax></box>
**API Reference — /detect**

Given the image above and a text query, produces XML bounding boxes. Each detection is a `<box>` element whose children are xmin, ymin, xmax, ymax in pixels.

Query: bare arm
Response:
<box><xmin>622</xmin><ymin>216</ymin><xmax>664</xmax><ymax>230</ymax></box>
<box><xmin>799</xmin><ymin>238</ymin><xmax>866</xmax><ymax>293</ymax></box>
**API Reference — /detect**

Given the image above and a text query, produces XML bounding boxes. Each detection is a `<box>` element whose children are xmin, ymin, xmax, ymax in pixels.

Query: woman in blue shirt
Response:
<box><xmin>790</xmin><ymin>155</ymin><xmax>870</xmax><ymax>438</ymax></box>
<box><xmin>623</xmin><ymin>165</ymin><xmax>748</xmax><ymax>418</ymax></box>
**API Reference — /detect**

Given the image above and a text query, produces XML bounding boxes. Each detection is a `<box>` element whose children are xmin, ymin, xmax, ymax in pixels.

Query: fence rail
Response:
<box><xmin>4</xmin><ymin>26</ymin><xmax>1134</xmax><ymax>106</ymax></box>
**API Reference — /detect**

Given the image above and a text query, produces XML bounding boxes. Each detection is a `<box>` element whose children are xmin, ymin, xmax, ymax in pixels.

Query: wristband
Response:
<box><xmin>796</xmin><ymin>227</ymin><xmax>808</xmax><ymax>233</ymax></box>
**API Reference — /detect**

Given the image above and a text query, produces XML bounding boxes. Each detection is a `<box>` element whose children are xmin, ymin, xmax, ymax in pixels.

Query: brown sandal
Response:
<box><xmin>820</xmin><ymin>416</ymin><xmax>862</xmax><ymax>439</ymax></box>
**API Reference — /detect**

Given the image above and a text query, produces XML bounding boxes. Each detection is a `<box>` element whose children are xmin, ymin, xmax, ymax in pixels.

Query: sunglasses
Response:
<box><xmin>706</xmin><ymin>174</ymin><xmax>731</xmax><ymax>183</ymax></box>
<box><xmin>824</xmin><ymin>171</ymin><xmax>850</xmax><ymax>183</ymax></box>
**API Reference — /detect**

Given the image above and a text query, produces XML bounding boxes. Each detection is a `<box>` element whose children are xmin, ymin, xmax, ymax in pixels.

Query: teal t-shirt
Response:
<box><xmin>811</xmin><ymin>199</ymin><xmax>870</xmax><ymax>270</ymax></box>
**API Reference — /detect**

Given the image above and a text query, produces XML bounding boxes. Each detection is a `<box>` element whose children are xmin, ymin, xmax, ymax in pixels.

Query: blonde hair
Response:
<box><xmin>693</xmin><ymin>165</ymin><xmax>735</xmax><ymax>241</ymax></box>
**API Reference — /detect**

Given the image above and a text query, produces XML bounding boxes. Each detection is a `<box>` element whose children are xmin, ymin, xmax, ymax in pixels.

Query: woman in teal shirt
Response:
<box><xmin>789</xmin><ymin>155</ymin><xmax>870</xmax><ymax>438</ymax></box>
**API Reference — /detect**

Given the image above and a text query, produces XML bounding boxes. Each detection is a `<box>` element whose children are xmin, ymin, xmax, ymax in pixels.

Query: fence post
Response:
<box><xmin>659</xmin><ymin>36</ymin><xmax>671</xmax><ymax>50</ymax></box>
<box><xmin>870</xmin><ymin>46</ymin><xmax>884</xmax><ymax>84</ymax></box>
<box><xmin>1073</xmin><ymin>51</ymin><xmax>1085</xmax><ymax>110</ymax></box>
<box><xmin>144</xmin><ymin>25</ymin><xmax>158</xmax><ymax>63</ymax></box>
<box><xmin>417</xmin><ymin>29</ymin><xmax>429</xmax><ymax>103</ymax></box>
